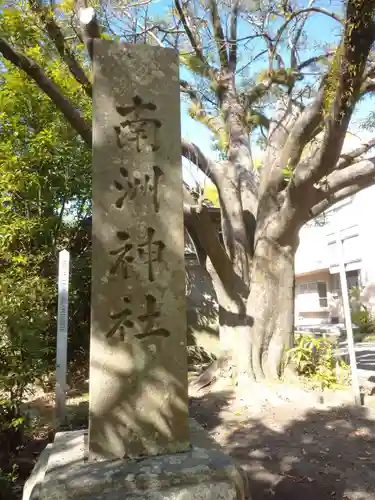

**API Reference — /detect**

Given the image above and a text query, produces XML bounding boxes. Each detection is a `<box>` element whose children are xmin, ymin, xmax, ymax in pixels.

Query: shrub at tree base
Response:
<box><xmin>287</xmin><ymin>334</ymin><xmax>350</xmax><ymax>389</ymax></box>
<box><xmin>351</xmin><ymin>307</ymin><xmax>375</xmax><ymax>336</ymax></box>
<box><xmin>350</xmin><ymin>286</ymin><xmax>375</xmax><ymax>341</ymax></box>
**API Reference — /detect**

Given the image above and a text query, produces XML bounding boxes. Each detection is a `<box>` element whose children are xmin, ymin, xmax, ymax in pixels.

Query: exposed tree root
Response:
<box><xmin>190</xmin><ymin>361</ymin><xmax>325</xmax><ymax>412</ymax></box>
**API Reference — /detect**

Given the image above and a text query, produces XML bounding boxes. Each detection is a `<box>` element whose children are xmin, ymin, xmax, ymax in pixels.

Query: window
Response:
<box><xmin>327</xmin><ymin>233</ymin><xmax>360</xmax><ymax>265</ymax></box>
<box><xmin>317</xmin><ymin>282</ymin><xmax>328</xmax><ymax>307</ymax></box>
<box><xmin>332</xmin><ymin>270</ymin><xmax>360</xmax><ymax>293</ymax></box>
<box><xmin>296</xmin><ymin>281</ymin><xmax>328</xmax><ymax>309</ymax></box>
<box><xmin>347</xmin><ymin>270</ymin><xmax>360</xmax><ymax>289</ymax></box>
<box><xmin>342</xmin><ymin>236</ymin><xmax>360</xmax><ymax>263</ymax></box>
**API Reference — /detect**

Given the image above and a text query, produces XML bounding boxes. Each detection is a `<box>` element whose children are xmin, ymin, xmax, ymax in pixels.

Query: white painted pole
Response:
<box><xmin>56</xmin><ymin>249</ymin><xmax>70</xmax><ymax>428</ymax></box>
<box><xmin>336</xmin><ymin>231</ymin><xmax>361</xmax><ymax>405</ymax></box>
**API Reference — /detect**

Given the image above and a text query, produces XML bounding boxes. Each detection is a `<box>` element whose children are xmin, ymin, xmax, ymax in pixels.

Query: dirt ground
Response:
<box><xmin>9</xmin><ymin>380</ymin><xmax>375</xmax><ymax>500</ymax></box>
<box><xmin>190</xmin><ymin>382</ymin><xmax>375</xmax><ymax>500</ymax></box>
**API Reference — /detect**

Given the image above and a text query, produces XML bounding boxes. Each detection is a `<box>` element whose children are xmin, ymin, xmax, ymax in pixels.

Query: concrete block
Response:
<box><xmin>23</xmin><ymin>419</ymin><xmax>249</xmax><ymax>500</ymax></box>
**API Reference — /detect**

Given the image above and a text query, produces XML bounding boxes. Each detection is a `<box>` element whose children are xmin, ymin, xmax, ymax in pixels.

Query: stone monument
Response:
<box><xmin>23</xmin><ymin>40</ymin><xmax>249</xmax><ymax>500</ymax></box>
<box><xmin>89</xmin><ymin>39</ymin><xmax>189</xmax><ymax>461</ymax></box>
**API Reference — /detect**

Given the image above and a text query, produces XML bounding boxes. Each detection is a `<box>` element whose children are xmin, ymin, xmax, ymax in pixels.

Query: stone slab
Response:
<box><xmin>90</xmin><ymin>40</ymin><xmax>188</xmax><ymax>460</ymax></box>
<box><xmin>23</xmin><ymin>419</ymin><xmax>249</xmax><ymax>500</ymax></box>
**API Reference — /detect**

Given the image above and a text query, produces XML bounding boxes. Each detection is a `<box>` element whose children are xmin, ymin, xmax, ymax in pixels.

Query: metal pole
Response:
<box><xmin>336</xmin><ymin>231</ymin><xmax>361</xmax><ymax>405</ymax></box>
<box><xmin>56</xmin><ymin>249</ymin><xmax>70</xmax><ymax>428</ymax></box>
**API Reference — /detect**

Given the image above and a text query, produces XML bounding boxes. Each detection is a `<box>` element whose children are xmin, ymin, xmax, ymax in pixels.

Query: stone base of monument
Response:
<box><xmin>23</xmin><ymin>419</ymin><xmax>249</xmax><ymax>500</ymax></box>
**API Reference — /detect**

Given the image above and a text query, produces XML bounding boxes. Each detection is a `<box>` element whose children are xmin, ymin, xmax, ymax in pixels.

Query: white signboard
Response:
<box><xmin>56</xmin><ymin>249</ymin><xmax>70</xmax><ymax>428</ymax></box>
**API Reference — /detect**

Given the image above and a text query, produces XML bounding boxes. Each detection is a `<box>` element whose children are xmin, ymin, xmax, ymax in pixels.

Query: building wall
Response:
<box><xmin>295</xmin><ymin>184</ymin><xmax>375</xmax><ymax>322</ymax></box>
<box><xmin>295</xmin><ymin>271</ymin><xmax>331</xmax><ymax>326</ymax></box>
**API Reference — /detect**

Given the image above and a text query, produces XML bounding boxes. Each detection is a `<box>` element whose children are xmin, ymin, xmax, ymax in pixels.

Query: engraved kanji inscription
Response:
<box><xmin>106</xmin><ymin>294</ymin><xmax>170</xmax><ymax>340</ymax></box>
<box><xmin>136</xmin><ymin>294</ymin><xmax>170</xmax><ymax>339</ymax></box>
<box><xmin>138</xmin><ymin>227</ymin><xmax>165</xmax><ymax>282</ymax></box>
<box><xmin>106</xmin><ymin>296</ymin><xmax>133</xmax><ymax>341</ymax></box>
<box><xmin>109</xmin><ymin>227</ymin><xmax>165</xmax><ymax>281</ymax></box>
<box><xmin>109</xmin><ymin>231</ymin><xmax>133</xmax><ymax>279</ymax></box>
<box><xmin>113</xmin><ymin>165</ymin><xmax>163</xmax><ymax>213</ymax></box>
<box><xmin>114</xmin><ymin>95</ymin><xmax>162</xmax><ymax>152</ymax></box>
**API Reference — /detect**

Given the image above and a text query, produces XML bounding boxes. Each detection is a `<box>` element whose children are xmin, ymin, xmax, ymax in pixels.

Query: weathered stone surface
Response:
<box><xmin>23</xmin><ymin>420</ymin><xmax>249</xmax><ymax>500</ymax></box>
<box><xmin>22</xmin><ymin>444</ymin><xmax>53</xmax><ymax>500</ymax></box>
<box><xmin>90</xmin><ymin>40</ymin><xmax>189</xmax><ymax>460</ymax></box>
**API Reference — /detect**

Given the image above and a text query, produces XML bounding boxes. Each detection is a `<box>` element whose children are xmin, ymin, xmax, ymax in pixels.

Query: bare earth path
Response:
<box><xmin>190</xmin><ymin>385</ymin><xmax>375</xmax><ymax>500</ymax></box>
<box><xmin>8</xmin><ymin>381</ymin><xmax>375</xmax><ymax>500</ymax></box>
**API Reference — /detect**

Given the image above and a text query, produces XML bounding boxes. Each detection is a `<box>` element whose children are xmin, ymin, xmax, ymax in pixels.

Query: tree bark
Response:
<box><xmin>246</xmin><ymin>236</ymin><xmax>296</xmax><ymax>381</ymax></box>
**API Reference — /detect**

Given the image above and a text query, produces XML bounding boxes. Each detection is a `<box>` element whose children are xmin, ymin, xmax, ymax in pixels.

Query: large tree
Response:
<box><xmin>1</xmin><ymin>0</ymin><xmax>375</xmax><ymax>386</ymax></box>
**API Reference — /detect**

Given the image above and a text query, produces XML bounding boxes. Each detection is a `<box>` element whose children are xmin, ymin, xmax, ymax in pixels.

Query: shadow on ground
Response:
<box><xmin>10</xmin><ymin>387</ymin><xmax>375</xmax><ymax>500</ymax></box>
<box><xmin>190</xmin><ymin>391</ymin><xmax>375</xmax><ymax>500</ymax></box>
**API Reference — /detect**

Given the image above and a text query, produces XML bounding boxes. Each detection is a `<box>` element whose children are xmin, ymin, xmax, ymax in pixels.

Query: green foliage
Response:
<box><xmin>350</xmin><ymin>287</ymin><xmax>375</xmax><ymax>338</ymax></box>
<box><xmin>0</xmin><ymin>464</ymin><xmax>18</xmax><ymax>499</ymax></box>
<box><xmin>203</xmin><ymin>183</ymin><xmax>220</xmax><ymax>207</ymax></box>
<box><xmin>288</xmin><ymin>334</ymin><xmax>349</xmax><ymax>389</ymax></box>
<box><xmin>180</xmin><ymin>52</ymin><xmax>208</xmax><ymax>77</ymax></box>
<box><xmin>281</xmin><ymin>160</ymin><xmax>293</xmax><ymax>180</ymax></box>
<box><xmin>351</xmin><ymin>307</ymin><xmax>375</xmax><ymax>335</ymax></box>
<box><xmin>0</xmin><ymin>0</ymin><xmax>92</xmax><ymax>472</ymax></box>
<box><xmin>188</xmin><ymin>104</ymin><xmax>228</xmax><ymax>152</ymax></box>
<box><xmin>0</xmin><ymin>398</ymin><xmax>28</xmax><ymax>457</ymax></box>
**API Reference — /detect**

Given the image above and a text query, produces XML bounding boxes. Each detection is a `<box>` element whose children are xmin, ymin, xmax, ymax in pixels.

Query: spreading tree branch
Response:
<box><xmin>298</xmin><ymin>51</ymin><xmax>335</xmax><ymax>71</ymax></box>
<box><xmin>181</xmin><ymin>138</ymin><xmax>220</xmax><ymax>186</ymax></box>
<box><xmin>310</xmin><ymin>158</ymin><xmax>375</xmax><ymax>216</ymax></box>
<box><xmin>183</xmin><ymin>192</ymin><xmax>249</xmax><ymax>302</ymax></box>
<box><xmin>295</xmin><ymin>0</ymin><xmax>375</xmax><ymax>187</ymax></box>
<box><xmin>181</xmin><ymin>80</ymin><xmax>226</xmax><ymax>144</ymax></box>
<box><xmin>248</xmin><ymin>109</ymin><xmax>270</xmax><ymax>130</ymax></box>
<box><xmin>174</xmin><ymin>0</ymin><xmax>203</xmax><ymax>61</ymax></box>
<box><xmin>228</xmin><ymin>0</ymin><xmax>239</xmax><ymax>72</ymax></box>
<box><xmin>337</xmin><ymin>136</ymin><xmax>375</xmax><ymax>169</ymax></box>
<box><xmin>289</xmin><ymin>0</ymin><xmax>315</xmax><ymax>69</ymax></box>
<box><xmin>29</xmin><ymin>0</ymin><xmax>92</xmax><ymax>96</ymax></box>
<box><xmin>242</xmin><ymin>68</ymin><xmax>302</xmax><ymax>108</ymax></box>
<box><xmin>327</xmin><ymin>158</ymin><xmax>375</xmax><ymax>191</ymax></box>
<box><xmin>208</xmin><ymin>0</ymin><xmax>228</xmax><ymax>69</ymax></box>
<box><xmin>360</xmin><ymin>77</ymin><xmax>375</xmax><ymax>95</ymax></box>
<box><xmin>274</xmin><ymin>6</ymin><xmax>343</xmax><ymax>52</ymax></box>
<box><xmin>0</xmin><ymin>37</ymin><xmax>92</xmax><ymax>146</ymax></box>
<box><xmin>280</xmin><ymin>86</ymin><xmax>325</xmax><ymax>176</ymax></box>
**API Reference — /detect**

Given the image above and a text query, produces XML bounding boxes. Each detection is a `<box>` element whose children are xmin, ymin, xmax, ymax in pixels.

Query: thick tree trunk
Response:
<box><xmin>206</xmin><ymin>258</ymin><xmax>248</xmax><ymax>372</ymax></box>
<box><xmin>245</xmin><ymin>235</ymin><xmax>296</xmax><ymax>381</ymax></box>
<box><xmin>202</xmin><ymin>231</ymin><xmax>297</xmax><ymax>387</ymax></box>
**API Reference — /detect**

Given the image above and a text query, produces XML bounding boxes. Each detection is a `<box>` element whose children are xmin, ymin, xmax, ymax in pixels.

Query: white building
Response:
<box><xmin>294</xmin><ymin>184</ymin><xmax>375</xmax><ymax>327</ymax></box>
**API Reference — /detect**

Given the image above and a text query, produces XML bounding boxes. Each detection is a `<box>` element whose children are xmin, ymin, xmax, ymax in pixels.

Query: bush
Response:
<box><xmin>0</xmin><ymin>465</ymin><xmax>18</xmax><ymax>500</ymax></box>
<box><xmin>351</xmin><ymin>307</ymin><xmax>375</xmax><ymax>335</ymax></box>
<box><xmin>0</xmin><ymin>398</ymin><xmax>27</xmax><ymax>458</ymax></box>
<box><xmin>350</xmin><ymin>286</ymin><xmax>375</xmax><ymax>335</ymax></box>
<box><xmin>287</xmin><ymin>334</ymin><xmax>349</xmax><ymax>389</ymax></box>
<box><xmin>0</xmin><ymin>266</ymin><xmax>54</xmax><ymax>462</ymax></box>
